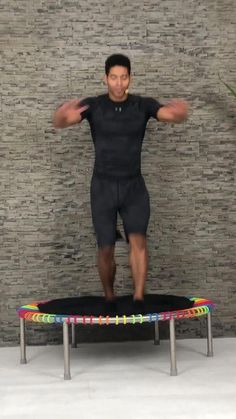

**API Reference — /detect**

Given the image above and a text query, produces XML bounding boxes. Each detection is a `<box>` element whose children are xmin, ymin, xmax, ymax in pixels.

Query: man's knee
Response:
<box><xmin>98</xmin><ymin>245</ymin><xmax>115</xmax><ymax>262</ymax></box>
<box><xmin>128</xmin><ymin>234</ymin><xmax>147</xmax><ymax>252</ymax></box>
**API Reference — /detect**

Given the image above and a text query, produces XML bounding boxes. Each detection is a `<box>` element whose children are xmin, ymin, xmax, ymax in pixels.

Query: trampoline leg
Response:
<box><xmin>63</xmin><ymin>322</ymin><xmax>71</xmax><ymax>380</ymax></box>
<box><xmin>154</xmin><ymin>320</ymin><xmax>160</xmax><ymax>345</ymax></box>
<box><xmin>71</xmin><ymin>323</ymin><xmax>77</xmax><ymax>348</ymax></box>
<box><xmin>169</xmin><ymin>318</ymin><xmax>177</xmax><ymax>376</ymax></box>
<box><xmin>207</xmin><ymin>312</ymin><xmax>213</xmax><ymax>357</ymax></box>
<box><xmin>20</xmin><ymin>318</ymin><xmax>27</xmax><ymax>364</ymax></box>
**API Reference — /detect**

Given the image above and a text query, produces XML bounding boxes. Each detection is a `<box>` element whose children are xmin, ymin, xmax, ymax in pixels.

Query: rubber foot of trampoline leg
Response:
<box><xmin>64</xmin><ymin>373</ymin><xmax>71</xmax><ymax>380</ymax></box>
<box><xmin>20</xmin><ymin>359</ymin><xmax>27</xmax><ymax>364</ymax></box>
<box><xmin>170</xmin><ymin>369</ymin><xmax>178</xmax><ymax>376</ymax></box>
<box><xmin>207</xmin><ymin>351</ymin><xmax>213</xmax><ymax>357</ymax></box>
<box><xmin>71</xmin><ymin>343</ymin><xmax>77</xmax><ymax>349</ymax></box>
<box><xmin>154</xmin><ymin>339</ymin><xmax>160</xmax><ymax>346</ymax></box>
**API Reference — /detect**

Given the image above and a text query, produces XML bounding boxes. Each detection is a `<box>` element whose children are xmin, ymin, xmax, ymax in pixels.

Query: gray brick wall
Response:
<box><xmin>1</xmin><ymin>0</ymin><xmax>235</xmax><ymax>345</ymax></box>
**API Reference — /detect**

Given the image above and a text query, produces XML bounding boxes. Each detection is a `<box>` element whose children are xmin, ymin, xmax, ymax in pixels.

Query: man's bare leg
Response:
<box><xmin>128</xmin><ymin>234</ymin><xmax>148</xmax><ymax>300</ymax></box>
<box><xmin>97</xmin><ymin>246</ymin><xmax>116</xmax><ymax>300</ymax></box>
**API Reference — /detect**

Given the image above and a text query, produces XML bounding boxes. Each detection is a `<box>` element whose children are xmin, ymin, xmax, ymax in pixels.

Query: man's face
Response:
<box><xmin>105</xmin><ymin>65</ymin><xmax>130</xmax><ymax>100</ymax></box>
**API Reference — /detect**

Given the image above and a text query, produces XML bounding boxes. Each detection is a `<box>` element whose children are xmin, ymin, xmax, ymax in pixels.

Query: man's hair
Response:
<box><xmin>105</xmin><ymin>54</ymin><xmax>131</xmax><ymax>75</ymax></box>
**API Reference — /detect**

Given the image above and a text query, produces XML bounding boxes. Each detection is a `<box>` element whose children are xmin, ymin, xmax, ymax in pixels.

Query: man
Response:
<box><xmin>53</xmin><ymin>53</ymin><xmax>188</xmax><ymax>310</ymax></box>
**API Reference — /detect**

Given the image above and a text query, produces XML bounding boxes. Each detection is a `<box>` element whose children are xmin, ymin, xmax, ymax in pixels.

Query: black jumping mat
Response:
<box><xmin>38</xmin><ymin>294</ymin><xmax>194</xmax><ymax>317</ymax></box>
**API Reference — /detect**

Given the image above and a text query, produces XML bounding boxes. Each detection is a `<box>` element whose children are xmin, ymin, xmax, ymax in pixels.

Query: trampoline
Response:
<box><xmin>17</xmin><ymin>294</ymin><xmax>215</xmax><ymax>380</ymax></box>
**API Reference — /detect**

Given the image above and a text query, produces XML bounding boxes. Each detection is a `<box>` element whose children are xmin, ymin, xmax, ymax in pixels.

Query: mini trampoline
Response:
<box><xmin>17</xmin><ymin>294</ymin><xmax>215</xmax><ymax>380</ymax></box>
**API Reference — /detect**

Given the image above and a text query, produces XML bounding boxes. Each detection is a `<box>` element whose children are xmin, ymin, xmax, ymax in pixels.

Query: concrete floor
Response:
<box><xmin>1</xmin><ymin>338</ymin><xmax>236</xmax><ymax>419</ymax></box>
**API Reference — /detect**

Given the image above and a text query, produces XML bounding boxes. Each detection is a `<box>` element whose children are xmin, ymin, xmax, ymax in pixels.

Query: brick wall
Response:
<box><xmin>1</xmin><ymin>0</ymin><xmax>235</xmax><ymax>345</ymax></box>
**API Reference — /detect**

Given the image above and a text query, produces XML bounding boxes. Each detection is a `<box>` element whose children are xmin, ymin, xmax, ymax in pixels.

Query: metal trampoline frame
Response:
<box><xmin>18</xmin><ymin>297</ymin><xmax>214</xmax><ymax>380</ymax></box>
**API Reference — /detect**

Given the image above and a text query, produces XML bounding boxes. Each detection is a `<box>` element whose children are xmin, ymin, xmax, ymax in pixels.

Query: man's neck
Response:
<box><xmin>108</xmin><ymin>92</ymin><xmax>128</xmax><ymax>102</ymax></box>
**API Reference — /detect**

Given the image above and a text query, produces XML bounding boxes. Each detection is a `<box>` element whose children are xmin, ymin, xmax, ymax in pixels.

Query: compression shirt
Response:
<box><xmin>81</xmin><ymin>93</ymin><xmax>163</xmax><ymax>178</ymax></box>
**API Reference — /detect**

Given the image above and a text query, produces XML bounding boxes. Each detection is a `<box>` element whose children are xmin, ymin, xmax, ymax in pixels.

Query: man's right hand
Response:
<box><xmin>53</xmin><ymin>99</ymin><xmax>89</xmax><ymax>128</ymax></box>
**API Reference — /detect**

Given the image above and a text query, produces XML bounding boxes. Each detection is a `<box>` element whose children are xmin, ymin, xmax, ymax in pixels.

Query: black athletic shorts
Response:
<box><xmin>90</xmin><ymin>174</ymin><xmax>150</xmax><ymax>247</ymax></box>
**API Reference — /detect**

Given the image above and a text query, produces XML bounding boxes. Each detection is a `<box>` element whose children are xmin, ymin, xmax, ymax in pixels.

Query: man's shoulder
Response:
<box><xmin>82</xmin><ymin>95</ymin><xmax>98</xmax><ymax>104</ymax></box>
<box><xmin>129</xmin><ymin>94</ymin><xmax>158</xmax><ymax>108</ymax></box>
<box><xmin>81</xmin><ymin>94</ymin><xmax>106</xmax><ymax>111</ymax></box>
<box><xmin>129</xmin><ymin>94</ymin><xmax>163</xmax><ymax>119</ymax></box>
<box><xmin>129</xmin><ymin>94</ymin><xmax>156</xmax><ymax>104</ymax></box>
<box><xmin>84</xmin><ymin>93</ymin><xmax>108</xmax><ymax>106</ymax></box>
<box><xmin>93</xmin><ymin>93</ymin><xmax>108</xmax><ymax>103</ymax></box>
<box><xmin>129</xmin><ymin>93</ymin><xmax>143</xmax><ymax>102</ymax></box>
